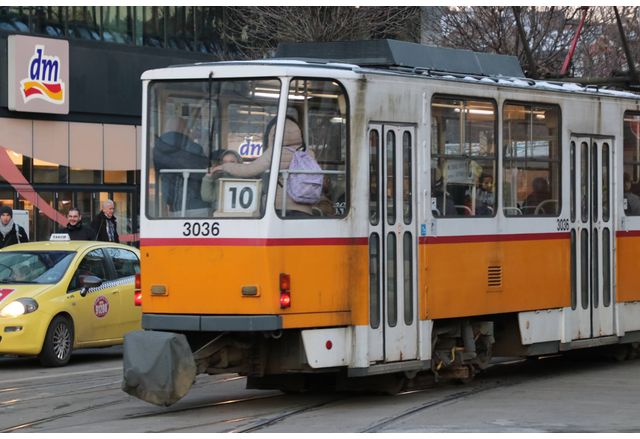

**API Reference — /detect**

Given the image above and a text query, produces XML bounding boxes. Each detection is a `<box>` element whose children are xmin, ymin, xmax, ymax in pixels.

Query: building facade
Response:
<box><xmin>0</xmin><ymin>6</ymin><xmax>230</xmax><ymax>244</ymax></box>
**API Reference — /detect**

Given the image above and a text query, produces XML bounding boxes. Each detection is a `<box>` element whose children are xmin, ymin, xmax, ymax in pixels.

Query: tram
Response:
<box><xmin>123</xmin><ymin>40</ymin><xmax>640</xmax><ymax>406</ymax></box>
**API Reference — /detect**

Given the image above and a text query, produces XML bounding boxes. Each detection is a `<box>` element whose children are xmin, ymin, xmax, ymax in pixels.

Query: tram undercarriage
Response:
<box><xmin>122</xmin><ymin>317</ymin><xmax>500</xmax><ymax>405</ymax></box>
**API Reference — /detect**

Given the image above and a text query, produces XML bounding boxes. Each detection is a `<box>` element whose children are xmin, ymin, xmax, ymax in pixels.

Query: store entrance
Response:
<box><xmin>0</xmin><ymin>188</ymin><xmax>139</xmax><ymax>245</ymax></box>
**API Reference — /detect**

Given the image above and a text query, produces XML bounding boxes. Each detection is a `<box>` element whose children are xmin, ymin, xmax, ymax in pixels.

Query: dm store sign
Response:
<box><xmin>8</xmin><ymin>35</ymin><xmax>69</xmax><ymax>114</ymax></box>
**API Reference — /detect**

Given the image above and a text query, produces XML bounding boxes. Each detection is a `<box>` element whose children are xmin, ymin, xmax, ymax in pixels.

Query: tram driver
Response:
<box><xmin>153</xmin><ymin>118</ymin><xmax>210</xmax><ymax>217</ymax></box>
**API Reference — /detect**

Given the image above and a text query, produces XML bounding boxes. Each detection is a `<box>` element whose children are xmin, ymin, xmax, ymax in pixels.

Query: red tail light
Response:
<box><xmin>134</xmin><ymin>272</ymin><xmax>142</xmax><ymax>306</ymax></box>
<box><xmin>279</xmin><ymin>273</ymin><xmax>291</xmax><ymax>309</ymax></box>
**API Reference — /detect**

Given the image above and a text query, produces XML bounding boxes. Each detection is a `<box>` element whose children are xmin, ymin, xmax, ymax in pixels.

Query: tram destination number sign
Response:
<box><xmin>215</xmin><ymin>178</ymin><xmax>262</xmax><ymax>218</ymax></box>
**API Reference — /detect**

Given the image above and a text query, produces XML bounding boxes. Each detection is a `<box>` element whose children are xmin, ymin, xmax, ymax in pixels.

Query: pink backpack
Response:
<box><xmin>285</xmin><ymin>147</ymin><xmax>323</xmax><ymax>204</ymax></box>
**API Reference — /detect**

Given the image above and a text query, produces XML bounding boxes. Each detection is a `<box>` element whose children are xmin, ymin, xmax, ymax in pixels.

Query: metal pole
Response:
<box><xmin>560</xmin><ymin>7</ymin><xmax>589</xmax><ymax>76</ymax></box>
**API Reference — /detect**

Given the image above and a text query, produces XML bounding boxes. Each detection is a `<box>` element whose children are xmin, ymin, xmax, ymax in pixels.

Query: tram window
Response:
<box><xmin>403</xmin><ymin>131</ymin><xmax>413</xmax><ymax>225</ymax></box>
<box><xmin>570</xmin><ymin>142</ymin><xmax>576</xmax><ymax>222</ymax></box>
<box><xmin>580</xmin><ymin>229</ymin><xmax>589</xmax><ymax>310</ymax></box>
<box><xmin>369</xmin><ymin>233</ymin><xmax>381</xmax><ymax>329</ymax></box>
<box><xmin>386</xmin><ymin>130</ymin><xmax>397</xmax><ymax>225</ymax></box>
<box><xmin>268</xmin><ymin>78</ymin><xmax>349</xmax><ymax>219</ymax></box>
<box><xmin>591</xmin><ymin>143</ymin><xmax>598</xmax><ymax>222</ymax></box>
<box><xmin>403</xmin><ymin>232</ymin><xmax>414</xmax><ymax>326</ymax></box>
<box><xmin>146</xmin><ymin>78</ymin><xmax>281</xmax><ymax>219</ymax></box>
<box><xmin>602</xmin><ymin>143</ymin><xmax>610</xmax><ymax>222</ymax></box>
<box><xmin>503</xmin><ymin>103</ymin><xmax>561</xmax><ymax>217</ymax></box>
<box><xmin>276</xmin><ymin>78</ymin><xmax>349</xmax><ymax>219</ymax></box>
<box><xmin>581</xmin><ymin>142</ymin><xmax>589</xmax><ymax>222</ymax></box>
<box><xmin>386</xmin><ymin>232</ymin><xmax>397</xmax><ymax>328</ymax></box>
<box><xmin>431</xmin><ymin>96</ymin><xmax>497</xmax><ymax>217</ymax></box>
<box><xmin>622</xmin><ymin>112</ymin><xmax>640</xmax><ymax>216</ymax></box>
<box><xmin>603</xmin><ymin>228</ymin><xmax>611</xmax><ymax>307</ymax></box>
<box><xmin>592</xmin><ymin>229</ymin><xmax>599</xmax><ymax>308</ymax></box>
<box><xmin>369</xmin><ymin>130</ymin><xmax>380</xmax><ymax>226</ymax></box>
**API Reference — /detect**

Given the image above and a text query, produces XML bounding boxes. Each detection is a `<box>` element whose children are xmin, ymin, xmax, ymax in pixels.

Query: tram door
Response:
<box><xmin>367</xmin><ymin>124</ymin><xmax>418</xmax><ymax>363</ymax></box>
<box><xmin>569</xmin><ymin>136</ymin><xmax>615</xmax><ymax>339</ymax></box>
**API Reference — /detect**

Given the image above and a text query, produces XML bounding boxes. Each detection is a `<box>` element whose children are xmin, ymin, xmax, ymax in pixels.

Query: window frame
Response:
<box><xmin>502</xmin><ymin>100</ymin><xmax>562</xmax><ymax>218</ymax></box>
<box><xmin>430</xmin><ymin>94</ymin><xmax>499</xmax><ymax>219</ymax></box>
<box><xmin>622</xmin><ymin>111</ymin><xmax>640</xmax><ymax>217</ymax></box>
<box><xmin>145</xmin><ymin>77</ymin><xmax>283</xmax><ymax>220</ymax></box>
<box><xmin>276</xmin><ymin>76</ymin><xmax>350</xmax><ymax>220</ymax></box>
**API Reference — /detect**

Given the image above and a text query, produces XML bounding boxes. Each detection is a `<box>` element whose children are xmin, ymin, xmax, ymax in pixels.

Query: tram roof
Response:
<box><xmin>143</xmin><ymin>40</ymin><xmax>640</xmax><ymax>101</ymax></box>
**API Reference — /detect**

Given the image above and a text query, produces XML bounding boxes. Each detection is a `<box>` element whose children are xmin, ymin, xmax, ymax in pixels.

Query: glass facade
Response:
<box><xmin>0</xmin><ymin>144</ymin><xmax>139</xmax><ymax>244</ymax></box>
<box><xmin>0</xmin><ymin>6</ymin><xmax>229</xmax><ymax>54</ymax></box>
<box><xmin>0</xmin><ymin>7</ymin><xmax>237</xmax><ymax>245</ymax></box>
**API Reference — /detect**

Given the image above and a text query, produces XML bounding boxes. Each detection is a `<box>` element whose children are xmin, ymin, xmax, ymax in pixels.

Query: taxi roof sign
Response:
<box><xmin>50</xmin><ymin>233</ymin><xmax>71</xmax><ymax>241</ymax></box>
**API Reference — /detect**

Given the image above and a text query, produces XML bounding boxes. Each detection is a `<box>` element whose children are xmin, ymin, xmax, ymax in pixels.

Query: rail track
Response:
<box><xmin>0</xmin><ymin>352</ymin><xmax>637</xmax><ymax>433</ymax></box>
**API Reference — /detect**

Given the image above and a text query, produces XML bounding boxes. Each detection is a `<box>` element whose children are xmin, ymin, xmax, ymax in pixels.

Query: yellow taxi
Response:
<box><xmin>0</xmin><ymin>238</ymin><xmax>141</xmax><ymax>366</ymax></box>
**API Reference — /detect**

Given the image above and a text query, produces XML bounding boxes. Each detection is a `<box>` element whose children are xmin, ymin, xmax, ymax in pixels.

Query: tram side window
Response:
<box><xmin>276</xmin><ymin>78</ymin><xmax>348</xmax><ymax>219</ymax></box>
<box><xmin>503</xmin><ymin>103</ymin><xmax>561</xmax><ymax>217</ymax></box>
<box><xmin>623</xmin><ymin>112</ymin><xmax>640</xmax><ymax>216</ymax></box>
<box><xmin>431</xmin><ymin>96</ymin><xmax>497</xmax><ymax>217</ymax></box>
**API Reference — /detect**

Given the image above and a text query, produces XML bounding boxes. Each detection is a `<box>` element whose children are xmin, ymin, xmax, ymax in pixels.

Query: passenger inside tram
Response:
<box><xmin>522</xmin><ymin>177</ymin><xmax>552</xmax><ymax>215</ymax></box>
<box><xmin>200</xmin><ymin>149</ymin><xmax>243</xmax><ymax>212</ymax></box>
<box><xmin>431</xmin><ymin>166</ymin><xmax>456</xmax><ymax>216</ymax></box>
<box><xmin>463</xmin><ymin>173</ymin><xmax>495</xmax><ymax>216</ymax></box>
<box><xmin>211</xmin><ymin>117</ymin><xmax>315</xmax><ymax>217</ymax></box>
<box><xmin>313</xmin><ymin>175</ymin><xmax>337</xmax><ymax>216</ymax></box>
<box><xmin>624</xmin><ymin>172</ymin><xmax>640</xmax><ymax>215</ymax></box>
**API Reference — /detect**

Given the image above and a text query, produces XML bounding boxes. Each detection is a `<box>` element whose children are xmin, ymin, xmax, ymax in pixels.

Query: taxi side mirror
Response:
<box><xmin>79</xmin><ymin>275</ymin><xmax>103</xmax><ymax>297</ymax></box>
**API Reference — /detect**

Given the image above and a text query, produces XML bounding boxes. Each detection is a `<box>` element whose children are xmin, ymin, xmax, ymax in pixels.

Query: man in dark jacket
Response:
<box><xmin>58</xmin><ymin>208</ymin><xmax>94</xmax><ymax>240</ymax></box>
<box><xmin>0</xmin><ymin>205</ymin><xmax>29</xmax><ymax>248</ymax></box>
<box><xmin>153</xmin><ymin>130</ymin><xmax>210</xmax><ymax>216</ymax></box>
<box><xmin>91</xmin><ymin>200</ymin><xmax>119</xmax><ymax>243</ymax></box>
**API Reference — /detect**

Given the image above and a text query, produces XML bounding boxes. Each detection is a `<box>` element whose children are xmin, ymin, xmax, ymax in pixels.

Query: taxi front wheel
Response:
<box><xmin>39</xmin><ymin>315</ymin><xmax>74</xmax><ymax>367</ymax></box>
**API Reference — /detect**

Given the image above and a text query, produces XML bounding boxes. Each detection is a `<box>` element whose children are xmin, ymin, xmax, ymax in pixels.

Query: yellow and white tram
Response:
<box><xmin>123</xmin><ymin>40</ymin><xmax>640</xmax><ymax>405</ymax></box>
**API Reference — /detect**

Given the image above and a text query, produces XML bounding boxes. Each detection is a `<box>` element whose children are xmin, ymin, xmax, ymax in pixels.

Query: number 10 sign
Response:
<box><xmin>215</xmin><ymin>178</ymin><xmax>262</xmax><ymax>217</ymax></box>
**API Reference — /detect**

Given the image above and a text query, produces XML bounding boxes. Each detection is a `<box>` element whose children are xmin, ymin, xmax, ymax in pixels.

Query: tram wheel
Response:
<box><xmin>455</xmin><ymin>365</ymin><xmax>476</xmax><ymax>384</ymax></box>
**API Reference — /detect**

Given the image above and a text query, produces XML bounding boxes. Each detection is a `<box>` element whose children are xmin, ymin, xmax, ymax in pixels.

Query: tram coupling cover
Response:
<box><xmin>122</xmin><ymin>330</ymin><xmax>196</xmax><ymax>406</ymax></box>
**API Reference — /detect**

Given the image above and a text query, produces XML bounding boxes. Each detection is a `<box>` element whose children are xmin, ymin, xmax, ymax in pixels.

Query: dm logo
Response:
<box><xmin>20</xmin><ymin>45</ymin><xmax>65</xmax><ymax>105</ymax></box>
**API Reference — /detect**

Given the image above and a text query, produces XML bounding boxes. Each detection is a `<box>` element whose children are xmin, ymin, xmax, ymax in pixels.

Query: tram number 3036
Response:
<box><xmin>183</xmin><ymin>221</ymin><xmax>220</xmax><ymax>237</ymax></box>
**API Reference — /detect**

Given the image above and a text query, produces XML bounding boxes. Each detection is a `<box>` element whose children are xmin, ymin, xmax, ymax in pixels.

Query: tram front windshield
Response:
<box><xmin>147</xmin><ymin>79</ymin><xmax>281</xmax><ymax>218</ymax></box>
<box><xmin>146</xmin><ymin>77</ymin><xmax>348</xmax><ymax>220</ymax></box>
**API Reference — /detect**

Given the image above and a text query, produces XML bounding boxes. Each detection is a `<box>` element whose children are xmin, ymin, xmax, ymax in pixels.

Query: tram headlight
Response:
<box><xmin>279</xmin><ymin>273</ymin><xmax>291</xmax><ymax>309</ymax></box>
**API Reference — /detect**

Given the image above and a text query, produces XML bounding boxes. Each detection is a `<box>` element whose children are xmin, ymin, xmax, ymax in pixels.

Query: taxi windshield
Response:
<box><xmin>0</xmin><ymin>251</ymin><xmax>75</xmax><ymax>284</ymax></box>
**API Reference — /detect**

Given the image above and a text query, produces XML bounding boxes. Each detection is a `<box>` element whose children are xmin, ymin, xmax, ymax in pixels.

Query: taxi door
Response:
<box><xmin>68</xmin><ymin>248</ymin><xmax>123</xmax><ymax>343</ymax></box>
<box><xmin>104</xmin><ymin>247</ymin><xmax>141</xmax><ymax>334</ymax></box>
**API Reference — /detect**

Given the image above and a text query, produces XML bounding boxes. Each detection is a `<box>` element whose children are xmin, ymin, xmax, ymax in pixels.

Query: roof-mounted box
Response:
<box><xmin>275</xmin><ymin>39</ymin><xmax>525</xmax><ymax>78</ymax></box>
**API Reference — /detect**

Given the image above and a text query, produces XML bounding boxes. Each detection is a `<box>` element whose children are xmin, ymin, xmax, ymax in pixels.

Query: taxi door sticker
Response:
<box><xmin>0</xmin><ymin>288</ymin><xmax>15</xmax><ymax>302</ymax></box>
<box><xmin>94</xmin><ymin>295</ymin><xmax>109</xmax><ymax>318</ymax></box>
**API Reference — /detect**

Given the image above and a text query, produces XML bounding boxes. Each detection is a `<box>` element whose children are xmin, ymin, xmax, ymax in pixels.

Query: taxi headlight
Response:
<box><xmin>0</xmin><ymin>298</ymin><xmax>38</xmax><ymax>318</ymax></box>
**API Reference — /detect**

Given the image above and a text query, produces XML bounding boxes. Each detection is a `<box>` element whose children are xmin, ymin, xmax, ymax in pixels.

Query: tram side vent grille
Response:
<box><xmin>487</xmin><ymin>266</ymin><xmax>503</xmax><ymax>288</ymax></box>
